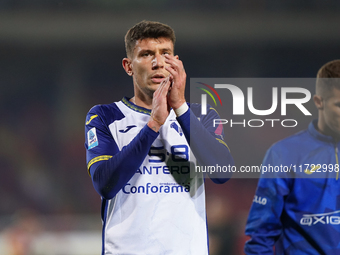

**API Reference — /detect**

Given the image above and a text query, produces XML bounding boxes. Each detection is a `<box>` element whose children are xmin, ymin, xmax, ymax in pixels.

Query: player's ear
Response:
<box><xmin>122</xmin><ymin>58</ymin><xmax>133</xmax><ymax>76</ymax></box>
<box><xmin>313</xmin><ymin>95</ymin><xmax>323</xmax><ymax>110</ymax></box>
<box><xmin>175</xmin><ymin>55</ymin><xmax>179</xmax><ymax>60</ymax></box>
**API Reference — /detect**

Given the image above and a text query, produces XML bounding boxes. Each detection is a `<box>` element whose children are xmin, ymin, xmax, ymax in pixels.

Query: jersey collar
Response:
<box><xmin>122</xmin><ymin>97</ymin><xmax>151</xmax><ymax>115</ymax></box>
<box><xmin>308</xmin><ymin>119</ymin><xmax>337</xmax><ymax>144</ymax></box>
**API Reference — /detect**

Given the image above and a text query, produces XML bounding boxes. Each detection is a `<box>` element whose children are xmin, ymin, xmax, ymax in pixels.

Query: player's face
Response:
<box><xmin>318</xmin><ymin>87</ymin><xmax>340</xmax><ymax>140</ymax></box>
<box><xmin>129</xmin><ymin>37</ymin><xmax>174</xmax><ymax>99</ymax></box>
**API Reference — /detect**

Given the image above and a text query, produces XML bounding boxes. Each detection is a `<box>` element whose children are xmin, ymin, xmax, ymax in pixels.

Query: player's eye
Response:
<box><xmin>140</xmin><ymin>51</ymin><xmax>152</xmax><ymax>57</ymax></box>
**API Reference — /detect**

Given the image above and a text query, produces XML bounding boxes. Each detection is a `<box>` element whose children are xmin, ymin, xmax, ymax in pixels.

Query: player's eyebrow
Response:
<box><xmin>138</xmin><ymin>47</ymin><xmax>173</xmax><ymax>56</ymax></box>
<box><xmin>139</xmin><ymin>49</ymin><xmax>153</xmax><ymax>55</ymax></box>
<box><xmin>160</xmin><ymin>47</ymin><xmax>173</xmax><ymax>54</ymax></box>
<box><xmin>161</xmin><ymin>47</ymin><xmax>172</xmax><ymax>52</ymax></box>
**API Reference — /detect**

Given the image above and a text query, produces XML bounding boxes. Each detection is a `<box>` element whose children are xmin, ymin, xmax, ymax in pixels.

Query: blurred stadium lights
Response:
<box><xmin>0</xmin><ymin>10</ymin><xmax>339</xmax><ymax>47</ymax></box>
<box><xmin>0</xmin><ymin>0</ymin><xmax>339</xmax><ymax>11</ymax></box>
<box><xmin>0</xmin><ymin>2</ymin><xmax>340</xmax><ymax>255</ymax></box>
<box><xmin>0</xmin><ymin>214</ymin><xmax>101</xmax><ymax>254</ymax></box>
<box><xmin>0</xmin><ymin>231</ymin><xmax>101</xmax><ymax>254</ymax></box>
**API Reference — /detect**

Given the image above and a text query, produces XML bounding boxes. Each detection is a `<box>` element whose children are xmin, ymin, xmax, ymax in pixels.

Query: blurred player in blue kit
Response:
<box><xmin>84</xmin><ymin>20</ymin><xmax>234</xmax><ymax>254</ymax></box>
<box><xmin>245</xmin><ymin>60</ymin><xmax>340</xmax><ymax>254</ymax></box>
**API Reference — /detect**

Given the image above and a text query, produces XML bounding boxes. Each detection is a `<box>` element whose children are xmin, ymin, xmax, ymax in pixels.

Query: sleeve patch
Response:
<box><xmin>87</xmin><ymin>127</ymin><xmax>99</xmax><ymax>150</ymax></box>
<box><xmin>86</xmin><ymin>115</ymin><xmax>98</xmax><ymax>125</ymax></box>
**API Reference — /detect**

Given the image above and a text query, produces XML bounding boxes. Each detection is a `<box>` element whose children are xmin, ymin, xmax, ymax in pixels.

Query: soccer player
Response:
<box><xmin>244</xmin><ymin>59</ymin><xmax>340</xmax><ymax>254</ymax></box>
<box><xmin>84</xmin><ymin>20</ymin><xmax>234</xmax><ymax>254</ymax></box>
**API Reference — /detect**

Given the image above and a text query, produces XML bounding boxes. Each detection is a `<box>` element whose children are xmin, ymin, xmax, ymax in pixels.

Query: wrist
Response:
<box><xmin>174</xmin><ymin>102</ymin><xmax>188</xmax><ymax>117</ymax></box>
<box><xmin>147</xmin><ymin>115</ymin><xmax>163</xmax><ymax>132</ymax></box>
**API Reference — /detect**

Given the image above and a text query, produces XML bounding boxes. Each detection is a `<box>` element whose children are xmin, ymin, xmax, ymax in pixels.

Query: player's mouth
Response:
<box><xmin>151</xmin><ymin>74</ymin><xmax>166</xmax><ymax>83</ymax></box>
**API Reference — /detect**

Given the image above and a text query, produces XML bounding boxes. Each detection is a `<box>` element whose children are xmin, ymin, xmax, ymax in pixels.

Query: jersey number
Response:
<box><xmin>148</xmin><ymin>145</ymin><xmax>189</xmax><ymax>163</ymax></box>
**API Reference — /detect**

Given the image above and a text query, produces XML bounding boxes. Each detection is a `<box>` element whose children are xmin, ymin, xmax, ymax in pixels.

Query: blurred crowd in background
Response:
<box><xmin>1</xmin><ymin>1</ymin><xmax>340</xmax><ymax>254</ymax></box>
<box><xmin>1</xmin><ymin>0</ymin><xmax>340</xmax><ymax>11</ymax></box>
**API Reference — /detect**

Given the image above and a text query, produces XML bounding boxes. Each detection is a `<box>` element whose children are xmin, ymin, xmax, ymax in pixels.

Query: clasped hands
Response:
<box><xmin>148</xmin><ymin>55</ymin><xmax>186</xmax><ymax>131</ymax></box>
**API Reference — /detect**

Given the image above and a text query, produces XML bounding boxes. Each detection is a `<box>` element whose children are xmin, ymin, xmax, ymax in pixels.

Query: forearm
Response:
<box><xmin>177</xmin><ymin>107</ymin><xmax>234</xmax><ymax>183</ymax></box>
<box><xmin>90</xmin><ymin>125</ymin><xmax>158</xmax><ymax>199</ymax></box>
<box><xmin>245</xmin><ymin>202</ymin><xmax>281</xmax><ymax>254</ymax></box>
<box><xmin>244</xmin><ymin>236</ymin><xmax>275</xmax><ymax>255</ymax></box>
<box><xmin>244</xmin><ymin>159</ymin><xmax>288</xmax><ymax>254</ymax></box>
<box><xmin>244</xmin><ymin>212</ymin><xmax>281</xmax><ymax>255</ymax></box>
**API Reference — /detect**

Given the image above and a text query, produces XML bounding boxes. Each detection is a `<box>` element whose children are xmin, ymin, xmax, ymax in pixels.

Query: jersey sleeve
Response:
<box><xmin>177</xmin><ymin>104</ymin><xmax>234</xmax><ymax>183</ymax></box>
<box><xmin>244</xmin><ymin>147</ymin><xmax>291</xmax><ymax>255</ymax></box>
<box><xmin>85</xmin><ymin>105</ymin><xmax>159</xmax><ymax>199</ymax></box>
<box><xmin>85</xmin><ymin>105</ymin><xmax>119</xmax><ymax>173</ymax></box>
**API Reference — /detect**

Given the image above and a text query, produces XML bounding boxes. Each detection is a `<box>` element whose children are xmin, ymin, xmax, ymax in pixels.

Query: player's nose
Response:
<box><xmin>152</xmin><ymin>53</ymin><xmax>165</xmax><ymax>69</ymax></box>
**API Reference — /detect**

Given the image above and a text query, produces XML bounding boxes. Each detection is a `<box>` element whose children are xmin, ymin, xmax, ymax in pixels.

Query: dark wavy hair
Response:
<box><xmin>124</xmin><ymin>20</ymin><xmax>176</xmax><ymax>58</ymax></box>
<box><xmin>316</xmin><ymin>59</ymin><xmax>340</xmax><ymax>98</ymax></box>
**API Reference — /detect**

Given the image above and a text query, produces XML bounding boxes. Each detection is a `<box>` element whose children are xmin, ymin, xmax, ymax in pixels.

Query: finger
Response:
<box><xmin>169</xmin><ymin>75</ymin><xmax>173</xmax><ymax>85</ymax></box>
<box><xmin>165</xmin><ymin>57</ymin><xmax>180</xmax><ymax>70</ymax></box>
<box><xmin>165</xmin><ymin>66</ymin><xmax>185</xmax><ymax>84</ymax></box>
<box><xmin>154</xmin><ymin>75</ymin><xmax>169</xmax><ymax>93</ymax></box>
<box><xmin>165</xmin><ymin>57</ymin><xmax>184</xmax><ymax>75</ymax></box>
<box><xmin>165</xmin><ymin>54</ymin><xmax>182</xmax><ymax>66</ymax></box>
<box><xmin>165</xmin><ymin>60</ymin><xmax>181</xmax><ymax>74</ymax></box>
<box><xmin>155</xmin><ymin>76</ymin><xmax>171</xmax><ymax>98</ymax></box>
<box><xmin>160</xmin><ymin>76</ymin><xmax>171</xmax><ymax>95</ymax></box>
<box><xmin>165</xmin><ymin>65</ymin><xmax>176</xmax><ymax>77</ymax></box>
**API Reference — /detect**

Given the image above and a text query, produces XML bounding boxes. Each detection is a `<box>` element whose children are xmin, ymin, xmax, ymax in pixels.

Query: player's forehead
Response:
<box><xmin>317</xmin><ymin>79</ymin><xmax>340</xmax><ymax>100</ymax></box>
<box><xmin>328</xmin><ymin>87</ymin><xmax>340</xmax><ymax>102</ymax></box>
<box><xmin>322</xmin><ymin>85</ymin><xmax>340</xmax><ymax>100</ymax></box>
<box><xmin>133</xmin><ymin>37</ymin><xmax>174</xmax><ymax>54</ymax></box>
